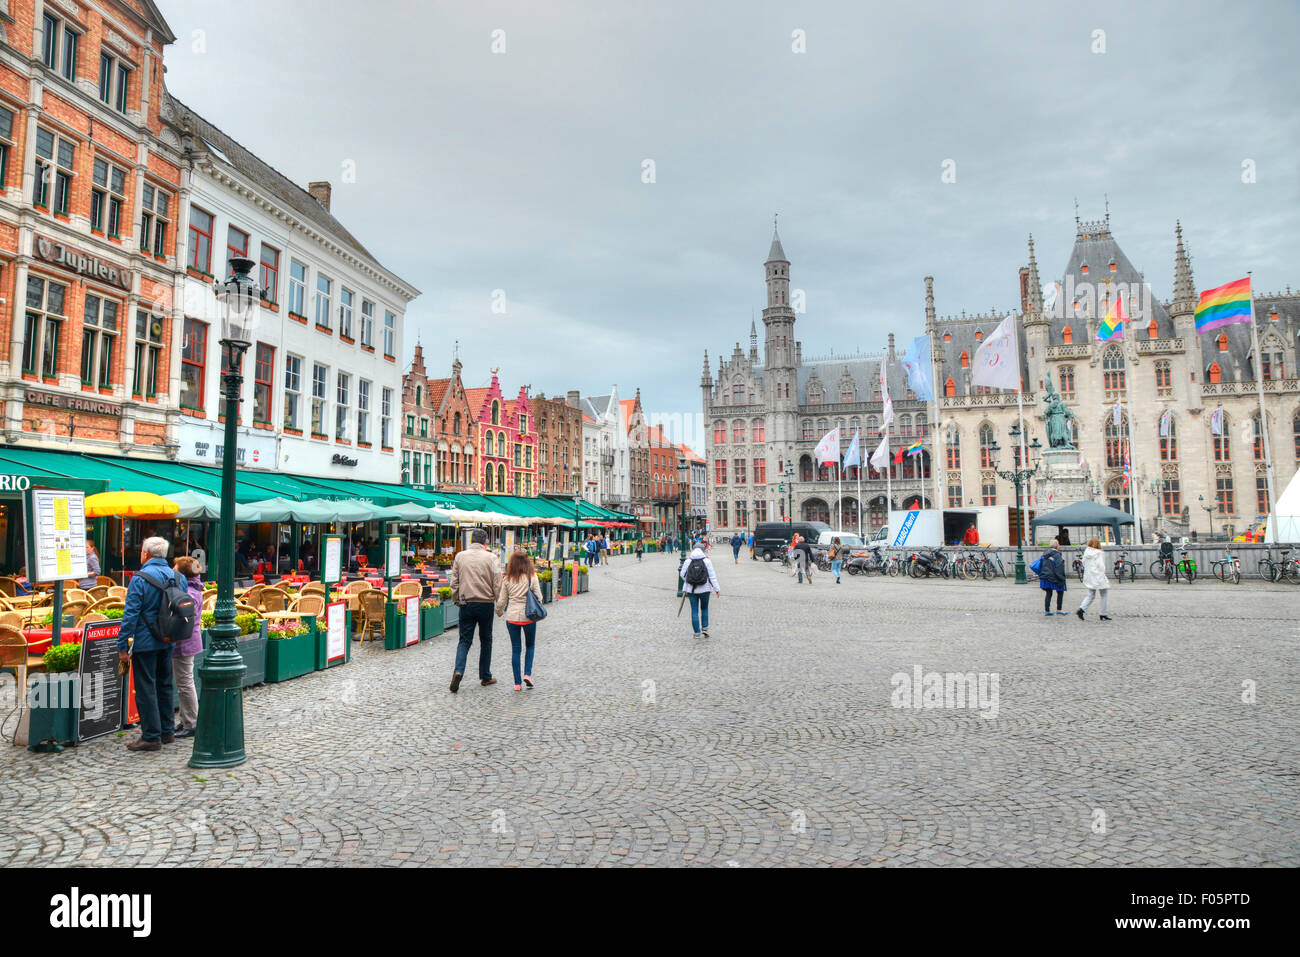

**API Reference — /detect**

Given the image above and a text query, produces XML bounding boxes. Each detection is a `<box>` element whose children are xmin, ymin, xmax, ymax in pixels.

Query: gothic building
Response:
<box><xmin>703</xmin><ymin>217</ymin><xmax>1299</xmax><ymax>539</ymax></box>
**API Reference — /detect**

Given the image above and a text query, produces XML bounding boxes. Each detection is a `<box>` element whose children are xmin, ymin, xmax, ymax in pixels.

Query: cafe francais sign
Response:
<box><xmin>35</xmin><ymin>235</ymin><xmax>132</xmax><ymax>291</ymax></box>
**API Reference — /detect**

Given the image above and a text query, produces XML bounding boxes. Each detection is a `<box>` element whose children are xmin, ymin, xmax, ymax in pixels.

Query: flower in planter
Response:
<box><xmin>267</xmin><ymin>621</ymin><xmax>309</xmax><ymax>639</ymax></box>
<box><xmin>42</xmin><ymin>641</ymin><xmax>82</xmax><ymax>673</ymax></box>
<box><xmin>576</xmin><ymin>566</ymin><xmax>589</xmax><ymax>576</ymax></box>
<box><xmin>536</xmin><ymin>570</ymin><xmax>553</xmax><ymax>582</ymax></box>
<box><xmin>436</xmin><ymin>586</ymin><xmax>452</xmax><ymax>600</ymax></box>
<box><xmin>234</xmin><ymin>612</ymin><xmax>263</xmax><ymax>636</ymax></box>
<box><xmin>421</xmin><ymin>597</ymin><xmax>440</xmax><ymax>608</ymax></box>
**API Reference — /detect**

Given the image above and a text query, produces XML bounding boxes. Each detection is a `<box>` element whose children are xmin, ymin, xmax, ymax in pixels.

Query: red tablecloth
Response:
<box><xmin>23</xmin><ymin>628</ymin><xmax>84</xmax><ymax>655</ymax></box>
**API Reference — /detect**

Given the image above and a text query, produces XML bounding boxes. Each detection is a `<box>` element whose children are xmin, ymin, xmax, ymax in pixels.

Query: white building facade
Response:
<box><xmin>579</xmin><ymin>386</ymin><xmax>630</xmax><ymax>509</ymax></box>
<box><xmin>166</xmin><ymin>97</ymin><xmax>419</xmax><ymax>485</ymax></box>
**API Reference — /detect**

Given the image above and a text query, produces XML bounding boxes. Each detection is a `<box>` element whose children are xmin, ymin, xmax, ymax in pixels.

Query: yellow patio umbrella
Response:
<box><xmin>84</xmin><ymin>491</ymin><xmax>181</xmax><ymax>585</ymax></box>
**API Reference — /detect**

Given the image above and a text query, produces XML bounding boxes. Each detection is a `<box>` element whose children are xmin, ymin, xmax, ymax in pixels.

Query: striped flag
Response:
<box><xmin>1097</xmin><ymin>293</ymin><xmax>1126</xmax><ymax>341</ymax></box>
<box><xmin>1195</xmin><ymin>277</ymin><xmax>1252</xmax><ymax>334</ymax></box>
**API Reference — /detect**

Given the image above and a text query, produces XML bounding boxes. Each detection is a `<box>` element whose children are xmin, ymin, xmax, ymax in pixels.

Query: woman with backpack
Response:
<box><xmin>829</xmin><ymin>537</ymin><xmax>843</xmax><ymax>584</ymax></box>
<box><xmin>1035</xmin><ymin>538</ymin><xmax>1068</xmax><ymax>616</ymax></box>
<box><xmin>172</xmin><ymin>556</ymin><xmax>205</xmax><ymax>738</ymax></box>
<box><xmin>680</xmin><ymin>542</ymin><xmax>720</xmax><ymax>638</ymax></box>
<box><xmin>495</xmin><ymin>551</ymin><xmax>545</xmax><ymax>691</ymax></box>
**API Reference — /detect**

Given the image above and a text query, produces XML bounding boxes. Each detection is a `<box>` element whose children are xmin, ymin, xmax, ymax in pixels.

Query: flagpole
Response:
<box><xmin>1017</xmin><ymin>381</ymin><xmax>1026</xmax><ymax>549</ymax></box>
<box><xmin>1247</xmin><ymin>272</ymin><xmax>1278</xmax><ymax>542</ymax></box>
<box><xmin>1122</xmin><ymin>324</ymin><xmax>1143</xmax><ymax>545</ymax></box>
<box><xmin>837</xmin><ymin>461</ymin><xmax>843</xmax><ymax>531</ymax></box>
<box><xmin>885</xmin><ymin>431</ymin><xmax>892</xmax><ymax>512</ymax></box>
<box><xmin>929</xmin><ymin>328</ymin><xmax>940</xmax><ymax>509</ymax></box>
<box><xmin>857</xmin><ymin>453</ymin><xmax>863</xmax><ymax>537</ymax></box>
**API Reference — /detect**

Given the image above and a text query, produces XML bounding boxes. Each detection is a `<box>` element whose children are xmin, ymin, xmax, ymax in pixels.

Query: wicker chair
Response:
<box><xmin>0</xmin><ymin>627</ymin><xmax>43</xmax><ymax>738</ymax></box>
<box><xmin>84</xmin><ymin>585</ymin><xmax>111</xmax><ymax>603</ymax></box>
<box><xmin>63</xmin><ymin>588</ymin><xmax>91</xmax><ymax>604</ymax></box>
<box><xmin>357</xmin><ymin>591</ymin><xmax>387</xmax><ymax>643</ymax></box>
<box><xmin>300</xmin><ymin>581</ymin><xmax>327</xmax><ymax>597</ymax></box>
<box><xmin>96</xmin><ymin>575</ymin><xmax>117</xmax><ymax>588</ymax></box>
<box><xmin>0</xmin><ymin>578</ymin><xmax>19</xmax><ymax>598</ymax></box>
<box><xmin>234</xmin><ymin>602</ymin><xmax>260</xmax><ymax>617</ymax></box>
<box><xmin>243</xmin><ymin>584</ymin><xmax>266</xmax><ymax>608</ymax></box>
<box><xmin>392</xmin><ymin>580</ymin><xmax>421</xmax><ymax>601</ymax></box>
<box><xmin>291</xmin><ymin>594</ymin><xmax>325</xmax><ymax>618</ymax></box>
<box><xmin>83</xmin><ymin>596</ymin><xmax>122</xmax><ymax>617</ymax></box>
<box><xmin>107</xmin><ymin>586</ymin><xmax>127</xmax><ymax>601</ymax></box>
<box><xmin>259</xmin><ymin>588</ymin><xmax>290</xmax><ymax>613</ymax></box>
<box><xmin>78</xmin><ymin>612</ymin><xmax>108</xmax><ymax>625</ymax></box>
<box><xmin>0</xmin><ymin>611</ymin><xmax>22</xmax><ymax>630</ymax></box>
<box><xmin>342</xmin><ymin>580</ymin><xmax>371</xmax><ymax>597</ymax></box>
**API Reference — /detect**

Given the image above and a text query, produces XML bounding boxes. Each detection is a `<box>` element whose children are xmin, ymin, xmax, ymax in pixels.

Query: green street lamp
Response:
<box><xmin>571</xmin><ymin>490</ymin><xmax>582</xmax><ymax>595</ymax></box>
<box><xmin>676</xmin><ymin>457</ymin><xmax>689</xmax><ymax>596</ymax></box>
<box><xmin>989</xmin><ymin>425</ymin><xmax>1042</xmax><ymax>585</ymax></box>
<box><xmin>191</xmin><ymin>256</ymin><xmax>263</xmax><ymax>768</ymax></box>
<box><xmin>783</xmin><ymin>464</ymin><xmax>795</xmax><ymax>525</ymax></box>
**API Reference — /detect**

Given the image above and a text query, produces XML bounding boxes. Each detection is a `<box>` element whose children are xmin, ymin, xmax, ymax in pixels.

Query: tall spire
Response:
<box><xmin>701</xmin><ymin>349</ymin><xmax>712</xmax><ymax>388</ymax></box>
<box><xmin>1026</xmin><ymin>234</ymin><xmax>1043</xmax><ymax>315</ymax></box>
<box><xmin>1172</xmin><ymin>220</ymin><xmax>1196</xmax><ymax>306</ymax></box>
<box><xmin>924</xmin><ymin>275</ymin><xmax>936</xmax><ymax>333</ymax></box>
<box><xmin>749</xmin><ymin>317</ymin><xmax>758</xmax><ymax>359</ymax></box>
<box><xmin>767</xmin><ymin>222</ymin><xmax>787</xmax><ymax>264</ymax></box>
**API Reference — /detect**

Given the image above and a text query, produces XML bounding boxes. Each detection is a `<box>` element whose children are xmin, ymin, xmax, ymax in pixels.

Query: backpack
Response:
<box><xmin>140</xmin><ymin>569</ymin><xmax>199</xmax><ymax>645</ymax></box>
<box><xmin>684</xmin><ymin>557</ymin><xmax>709</xmax><ymax>587</ymax></box>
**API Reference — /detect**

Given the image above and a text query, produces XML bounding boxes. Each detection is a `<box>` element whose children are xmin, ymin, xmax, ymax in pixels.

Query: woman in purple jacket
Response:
<box><xmin>172</xmin><ymin>556</ymin><xmax>205</xmax><ymax>738</ymax></box>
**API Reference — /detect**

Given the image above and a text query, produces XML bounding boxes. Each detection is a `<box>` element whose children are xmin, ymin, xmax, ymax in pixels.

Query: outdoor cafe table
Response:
<box><xmin>24</xmin><ymin>627</ymin><xmax>84</xmax><ymax>656</ymax></box>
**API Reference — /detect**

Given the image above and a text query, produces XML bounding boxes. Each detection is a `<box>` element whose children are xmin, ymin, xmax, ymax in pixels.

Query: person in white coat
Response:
<box><xmin>679</xmin><ymin>542</ymin><xmax>720</xmax><ymax>638</ymax></box>
<box><xmin>1076</xmin><ymin>538</ymin><xmax>1112</xmax><ymax>621</ymax></box>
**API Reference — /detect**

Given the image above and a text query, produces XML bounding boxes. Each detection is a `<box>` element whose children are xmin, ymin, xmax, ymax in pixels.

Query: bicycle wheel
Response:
<box><xmin>887</xmin><ymin>561</ymin><xmax>898</xmax><ymax>577</ymax></box>
<box><xmin>1230</xmin><ymin>565</ymin><xmax>1240</xmax><ymax>585</ymax></box>
<box><xmin>1149</xmin><ymin>560</ymin><xmax>1166</xmax><ymax>580</ymax></box>
<box><xmin>1165</xmin><ymin>561</ymin><xmax>1174</xmax><ymax>584</ymax></box>
<box><xmin>1212</xmin><ymin>562</ymin><xmax>1226</xmax><ymax>582</ymax></box>
<box><xmin>1182</xmin><ymin>562</ymin><xmax>1196</xmax><ymax>583</ymax></box>
<box><xmin>981</xmin><ymin>560</ymin><xmax>993</xmax><ymax>581</ymax></box>
<box><xmin>1258</xmin><ymin>561</ymin><xmax>1276</xmax><ymax>583</ymax></box>
<box><xmin>1286</xmin><ymin>562</ymin><xmax>1300</xmax><ymax>585</ymax></box>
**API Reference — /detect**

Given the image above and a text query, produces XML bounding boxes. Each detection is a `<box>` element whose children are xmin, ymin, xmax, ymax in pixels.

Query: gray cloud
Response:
<box><xmin>159</xmin><ymin>0</ymin><xmax>1300</xmax><ymax>429</ymax></box>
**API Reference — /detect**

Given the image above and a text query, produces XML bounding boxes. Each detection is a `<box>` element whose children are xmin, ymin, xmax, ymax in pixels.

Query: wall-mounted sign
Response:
<box><xmin>177</xmin><ymin>420</ymin><xmax>275</xmax><ymax>468</ymax></box>
<box><xmin>0</xmin><ymin>475</ymin><xmax>33</xmax><ymax>492</ymax></box>
<box><xmin>331</xmin><ymin>453</ymin><xmax>358</xmax><ymax>467</ymax></box>
<box><xmin>35</xmin><ymin>235</ymin><xmax>132</xmax><ymax>290</ymax></box>
<box><xmin>24</xmin><ymin>389</ymin><xmax>122</xmax><ymax>417</ymax></box>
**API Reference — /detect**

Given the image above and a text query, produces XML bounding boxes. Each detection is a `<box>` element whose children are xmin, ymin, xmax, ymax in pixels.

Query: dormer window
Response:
<box><xmin>1081</xmin><ymin>262</ymin><xmax>1090</xmax><ymax>275</ymax></box>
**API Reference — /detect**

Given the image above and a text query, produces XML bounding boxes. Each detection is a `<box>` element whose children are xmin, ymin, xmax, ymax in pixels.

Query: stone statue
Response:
<box><xmin>1042</xmin><ymin>379</ymin><xmax>1077</xmax><ymax>449</ymax></box>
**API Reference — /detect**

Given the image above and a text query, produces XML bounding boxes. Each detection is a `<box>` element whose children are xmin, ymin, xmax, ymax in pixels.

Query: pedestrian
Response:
<box><xmin>448</xmin><ymin>528</ymin><xmax>504</xmax><ymax>693</ymax></box>
<box><xmin>829</xmin><ymin>536</ymin><xmax>843</xmax><ymax>583</ymax></box>
<box><xmin>171</xmin><ymin>555</ymin><xmax>205</xmax><ymax>738</ymax></box>
<box><xmin>1076</xmin><ymin>538</ymin><xmax>1112</xmax><ymax>621</ymax></box>
<box><xmin>117</xmin><ymin>536</ymin><xmax>179</xmax><ymax>751</ymax></box>
<box><xmin>963</xmin><ymin>523</ymin><xmax>979</xmax><ymax>546</ymax></box>
<box><xmin>748</xmin><ymin>531</ymin><xmax>756</xmax><ymax>560</ymax></box>
<box><xmin>78</xmin><ymin>537</ymin><xmax>101</xmax><ymax>590</ymax></box>
<box><xmin>635</xmin><ymin>538</ymin><xmax>644</xmax><ymax>562</ymax></box>
<box><xmin>794</xmin><ymin>536</ymin><xmax>814</xmax><ymax>584</ymax></box>
<box><xmin>495</xmin><ymin>551</ymin><xmax>544</xmax><ymax>691</ymax></box>
<box><xmin>730</xmin><ymin>531</ymin><xmax>743</xmax><ymax>564</ymax></box>
<box><xmin>1035</xmin><ymin>538</ymin><xmax>1068</xmax><ymax>617</ymax></box>
<box><xmin>680</xmin><ymin>541</ymin><xmax>720</xmax><ymax>638</ymax></box>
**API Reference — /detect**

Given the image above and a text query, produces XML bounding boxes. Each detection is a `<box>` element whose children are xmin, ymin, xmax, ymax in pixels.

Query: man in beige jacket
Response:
<box><xmin>449</xmin><ymin>528</ymin><xmax>503</xmax><ymax>693</ymax></box>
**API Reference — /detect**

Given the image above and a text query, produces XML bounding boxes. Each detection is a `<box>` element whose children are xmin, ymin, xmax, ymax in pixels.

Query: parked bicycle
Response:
<box><xmin>1153</xmin><ymin>546</ymin><xmax>1196</xmax><ymax>583</ymax></box>
<box><xmin>1257</xmin><ymin>548</ymin><xmax>1300</xmax><ymax>584</ymax></box>
<box><xmin>1211</xmin><ymin>550</ymin><xmax>1241</xmax><ymax>584</ymax></box>
<box><xmin>1111</xmin><ymin>550</ymin><xmax>1137</xmax><ymax>583</ymax></box>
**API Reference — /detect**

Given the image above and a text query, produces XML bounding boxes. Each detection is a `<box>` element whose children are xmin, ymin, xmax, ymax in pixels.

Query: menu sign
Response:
<box><xmin>322</xmin><ymin>535</ymin><xmax>342</xmax><ymax>585</ymax></box>
<box><xmin>24</xmin><ymin>488</ymin><xmax>88</xmax><ymax>583</ymax></box>
<box><xmin>77</xmin><ymin>621</ymin><xmax>125</xmax><ymax>742</ymax></box>
<box><xmin>325</xmin><ymin>600</ymin><xmax>347</xmax><ymax>663</ymax></box>
<box><xmin>385</xmin><ymin>535</ymin><xmax>401</xmax><ymax>580</ymax></box>
<box><xmin>405</xmin><ymin>596</ymin><xmax>419</xmax><ymax>646</ymax></box>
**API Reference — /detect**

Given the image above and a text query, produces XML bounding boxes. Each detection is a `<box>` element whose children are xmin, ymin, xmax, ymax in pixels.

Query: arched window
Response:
<box><xmin>867</xmin><ymin>415</ymin><xmax>880</xmax><ymax>434</ymax></box>
<box><xmin>944</xmin><ymin>376</ymin><xmax>955</xmax><ymax>397</ymax></box>
<box><xmin>484</xmin><ymin>465</ymin><xmax>494</xmax><ymax>492</ymax></box>
<box><xmin>799</xmin><ymin>454</ymin><xmax>814</xmax><ymax>482</ymax></box>
<box><xmin>849</xmin><ymin>417</ymin><xmax>860</xmax><ymax>432</ymax></box>
<box><xmin>492</xmin><ymin>400</ymin><xmax>500</xmax><ymax>425</ymax></box>
<box><xmin>1154</xmin><ymin>360</ymin><xmax>1172</xmax><ymax>393</ymax></box>
<box><xmin>1148</xmin><ymin>319</ymin><xmax>1159</xmax><ymax>339</ymax></box>
<box><xmin>514</xmin><ymin>444</ymin><xmax>522</xmax><ymax>468</ymax></box>
<box><xmin>713</xmin><ymin>420</ymin><xmax>726</xmax><ymax>443</ymax></box>
<box><xmin>1159</xmin><ymin>415</ymin><xmax>1177</xmax><ymax>461</ymax></box>
<box><xmin>1213</xmin><ymin>411</ymin><xmax>1231</xmax><ymax>461</ymax></box>
<box><xmin>945</xmin><ymin>429</ymin><xmax>961</xmax><ymax>469</ymax></box>
<box><xmin>751</xmin><ymin>418</ymin><xmax>765</xmax><ymax>442</ymax></box>
<box><xmin>808</xmin><ymin>384</ymin><xmax>823</xmax><ymax>405</ymax></box>
<box><xmin>1254</xmin><ymin>415</ymin><xmax>1265</xmax><ymax>461</ymax></box>
<box><xmin>484</xmin><ymin>430</ymin><xmax>494</xmax><ymax>457</ymax></box>
<box><xmin>1059</xmin><ymin>365</ymin><xmax>1075</xmax><ymax>397</ymax></box>
<box><xmin>1207</xmin><ymin>362</ymin><xmax>1222</xmax><ymax>384</ymax></box>
<box><xmin>732</xmin><ymin>419</ymin><xmax>745</xmax><ymax>443</ymax></box>
<box><xmin>960</xmin><ymin>350</ymin><xmax>970</xmax><ymax>368</ymax></box>
<box><xmin>1217</xmin><ymin>332</ymin><xmax>1229</xmax><ymax>352</ymax></box>
<box><xmin>453</xmin><ymin>411</ymin><xmax>461</xmax><ymax>435</ymax></box>
<box><xmin>816</xmin><ymin>418</ymin><xmax>828</xmax><ymax>433</ymax></box>
<box><xmin>898</xmin><ymin>413</ymin><xmax>912</xmax><ymax>437</ymax></box>
<box><xmin>1105</xmin><ymin>477</ymin><xmax>1131</xmax><ymax>515</ymax></box>
<box><xmin>1102</xmin><ymin>345</ymin><xmax>1125</xmax><ymax>394</ymax></box>
<box><xmin>1105</xmin><ymin>413</ymin><xmax>1128</xmax><ymax>469</ymax></box>
<box><xmin>979</xmin><ymin>423</ymin><xmax>995</xmax><ymax>468</ymax></box>
<box><xmin>1062</xmin><ymin>326</ymin><xmax>1073</xmax><ymax>344</ymax></box>
<box><xmin>916</xmin><ymin>412</ymin><xmax>928</xmax><ymax>438</ymax></box>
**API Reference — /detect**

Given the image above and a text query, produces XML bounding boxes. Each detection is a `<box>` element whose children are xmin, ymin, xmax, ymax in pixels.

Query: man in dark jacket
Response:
<box><xmin>1037</xmin><ymin>539</ymin><xmax>1068</xmax><ymax>616</ymax></box>
<box><xmin>117</xmin><ymin>536</ymin><xmax>177</xmax><ymax>751</ymax></box>
<box><xmin>730</xmin><ymin>532</ymin><xmax>743</xmax><ymax>564</ymax></box>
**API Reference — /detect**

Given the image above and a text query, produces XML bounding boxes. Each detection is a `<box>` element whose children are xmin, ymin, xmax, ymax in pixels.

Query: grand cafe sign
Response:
<box><xmin>34</xmin><ymin>235</ymin><xmax>132</xmax><ymax>291</ymax></box>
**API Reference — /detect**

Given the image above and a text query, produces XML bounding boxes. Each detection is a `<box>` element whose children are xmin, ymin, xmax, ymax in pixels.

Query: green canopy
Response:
<box><xmin>161</xmin><ymin>490</ymin><xmax>223</xmax><ymax>520</ymax></box>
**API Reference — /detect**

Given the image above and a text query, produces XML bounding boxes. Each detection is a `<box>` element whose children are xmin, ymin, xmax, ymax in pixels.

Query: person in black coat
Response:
<box><xmin>1037</xmin><ymin>539</ymin><xmax>1068</xmax><ymax>616</ymax></box>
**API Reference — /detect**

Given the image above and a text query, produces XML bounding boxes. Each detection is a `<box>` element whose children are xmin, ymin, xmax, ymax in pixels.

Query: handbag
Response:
<box><xmin>1029</xmin><ymin>556</ymin><xmax>1043</xmax><ymax>575</ymax></box>
<box><xmin>524</xmin><ymin>585</ymin><xmax>547</xmax><ymax>622</ymax></box>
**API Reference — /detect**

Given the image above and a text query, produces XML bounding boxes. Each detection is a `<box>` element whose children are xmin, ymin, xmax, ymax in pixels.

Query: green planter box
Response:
<box><xmin>559</xmin><ymin>568</ymin><xmax>573</xmax><ymax>596</ymax></box>
<box><xmin>442</xmin><ymin>601</ymin><xmax>459</xmax><ymax>632</ymax></box>
<box><xmin>576</xmin><ymin>571</ymin><xmax>589</xmax><ymax>594</ymax></box>
<box><xmin>420</xmin><ymin>605</ymin><xmax>441</xmax><ymax>639</ymax></box>
<box><xmin>26</xmin><ymin>673</ymin><xmax>79</xmax><ymax>749</ymax></box>
<box><xmin>265</xmin><ymin>629</ymin><xmax>317</xmax><ymax>683</ymax></box>
<box><xmin>238</xmin><ymin>622</ymin><xmax>267</xmax><ymax>687</ymax></box>
<box><xmin>539</xmin><ymin>579</ymin><xmax>553</xmax><ymax>604</ymax></box>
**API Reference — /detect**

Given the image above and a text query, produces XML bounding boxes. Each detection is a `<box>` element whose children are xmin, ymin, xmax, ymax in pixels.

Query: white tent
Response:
<box><xmin>1265</xmin><ymin>468</ymin><xmax>1300</xmax><ymax>542</ymax></box>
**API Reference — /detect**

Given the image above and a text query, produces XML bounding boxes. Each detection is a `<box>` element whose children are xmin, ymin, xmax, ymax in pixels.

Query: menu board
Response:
<box><xmin>385</xmin><ymin>535</ymin><xmax>402</xmax><ymax>579</ymax></box>
<box><xmin>325</xmin><ymin>600</ymin><xmax>347</xmax><ymax>662</ymax></box>
<box><xmin>504</xmin><ymin>530</ymin><xmax>516</xmax><ymax>555</ymax></box>
<box><xmin>322</xmin><ymin>535</ymin><xmax>342</xmax><ymax>584</ymax></box>
<box><xmin>25</xmin><ymin>488</ymin><xmax>88</xmax><ymax>583</ymax></box>
<box><xmin>77</xmin><ymin>621</ymin><xmax>124</xmax><ymax>742</ymax></box>
<box><xmin>405</xmin><ymin>596</ymin><xmax>419</xmax><ymax>646</ymax></box>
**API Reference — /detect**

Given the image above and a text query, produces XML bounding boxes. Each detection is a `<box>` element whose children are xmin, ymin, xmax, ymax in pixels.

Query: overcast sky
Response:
<box><xmin>158</xmin><ymin>0</ymin><xmax>1299</xmax><ymax>447</ymax></box>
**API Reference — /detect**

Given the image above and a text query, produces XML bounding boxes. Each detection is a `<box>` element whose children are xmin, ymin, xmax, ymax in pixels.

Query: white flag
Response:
<box><xmin>1210</xmin><ymin>406</ymin><xmax>1223</xmax><ymax>436</ymax></box>
<box><xmin>879</xmin><ymin>360</ymin><xmax>893</xmax><ymax>432</ymax></box>
<box><xmin>1042</xmin><ymin>281</ymin><xmax>1060</xmax><ymax>317</ymax></box>
<box><xmin>869</xmin><ymin>435</ymin><xmax>890</xmax><ymax>471</ymax></box>
<box><xmin>971</xmin><ymin>314</ymin><xmax>1021</xmax><ymax>392</ymax></box>
<box><xmin>1112</xmin><ymin>401</ymin><xmax>1121</xmax><ymax>426</ymax></box>
<box><xmin>814</xmin><ymin>427</ymin><xmax>841</xmax><ymax>466</ymax></box>
<box><xmin>1159</xmin><ymin>409</ymin><xmax>1171</xmax><ymax>437</ymax></box>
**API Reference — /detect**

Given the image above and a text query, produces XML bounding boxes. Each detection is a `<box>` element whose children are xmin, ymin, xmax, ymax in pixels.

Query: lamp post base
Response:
<box><xmin>1014</xmin><ymin>559</ymin><xmax>1027</xmax><ymax>585</ymax></box>
<box><xmin>189</xmin><ymin>647</ymin><xmax>247</xmax><ymax>768</ymax></box>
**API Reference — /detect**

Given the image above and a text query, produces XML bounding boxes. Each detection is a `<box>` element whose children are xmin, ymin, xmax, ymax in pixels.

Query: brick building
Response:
<box><xmin>401</xmin><ymin>343</ymin><xmax>437</xmax><ymax>487</ymax></box>
<box><xmin>468</xmin><ymin>370</ymin><xmax>536</xmax><ymax>496</ymax></box>
<box><xmin>531</xmin><ymin>389</ymin><xmax>581</xmax><ymax>495</ymax></box>
<box><xmin>423</xmin><ymin>352</ymin><xmax>477</xmax><ymax>493</ymax></box>
<box><xmin>1</xmin><ymin>0</ymin><xmax>182</xmax><ymax>452</ymax></box>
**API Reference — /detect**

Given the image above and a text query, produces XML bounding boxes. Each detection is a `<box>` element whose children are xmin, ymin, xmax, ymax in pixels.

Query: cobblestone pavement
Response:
<box><xmin>1</xmin><ymin>553</ymin><xmax>1296</xmax><ymax>867</ymax></box>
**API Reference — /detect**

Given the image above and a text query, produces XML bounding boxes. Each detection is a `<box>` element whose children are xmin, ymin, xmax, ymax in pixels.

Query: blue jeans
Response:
<box><xmin>831</xmin><ymin>559</ymin><xmax>842</xmax><ymax>580</ymax></box>
<box><xmin>686</xmin><ymin>592</ymin><xmax>710</xmax><ymax>633</ymax></box>
<box><xmin>131</xmin><ymin>648</ymin><xmax>174</xmax><ymax>742</ymax></box>
<box><xmin>454</xmin><ymin>602</ymin><xmax>494</xmax><ymax>679</ymax></box>
<box><xmin>505</xmin><ymin>621</ymin><xmax>537</xmax><ymax>684</ymax></box>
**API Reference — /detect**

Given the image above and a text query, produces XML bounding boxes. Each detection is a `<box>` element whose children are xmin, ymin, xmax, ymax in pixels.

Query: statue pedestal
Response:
<box><xmin>1035</xmin><ymin>449</ymin><xmax>1091</xmax><ymax>511</ymax></box>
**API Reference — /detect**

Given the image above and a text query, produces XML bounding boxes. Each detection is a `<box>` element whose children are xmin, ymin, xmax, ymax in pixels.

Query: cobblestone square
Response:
<box><xmin>1</xmin><ymin>553</ymin><xmax>1296</xmax><ymax>867</ymax></box>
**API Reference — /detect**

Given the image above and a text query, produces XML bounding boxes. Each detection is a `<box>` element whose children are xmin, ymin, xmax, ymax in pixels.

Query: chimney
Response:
<box><xmin>307</xmin><ymin>181</ymin><xmax>332</xmax><ymax>212</ymax></box>
<box><xmin>566</xmin><ymin>389</ymin><xmax>580</xmax><ymax>409</ymax></box>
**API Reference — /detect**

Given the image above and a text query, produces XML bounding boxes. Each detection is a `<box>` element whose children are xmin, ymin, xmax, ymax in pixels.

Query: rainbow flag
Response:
<box><xmin>1096</xmin><ymin>293</ymin><xmax>1125</xmax><ymax>341</ymax></box>
<box><xmin>1195</xmin><ymin>277</ymin><xmax>1252</xmax><ymax>334</ymax></box>
<box><xmin>904</xmin><ymin>440</ymin><xmax>924</xmax><ymax>456</ymax></box>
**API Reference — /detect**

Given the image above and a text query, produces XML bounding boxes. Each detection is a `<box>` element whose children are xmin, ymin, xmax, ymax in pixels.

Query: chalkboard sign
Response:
<box><xmin>77</xmin><ymin>621</ymin><xmax>124</xmax><ymax>742</ymax></box>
